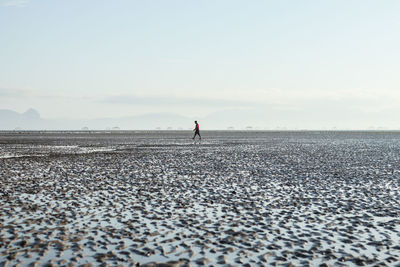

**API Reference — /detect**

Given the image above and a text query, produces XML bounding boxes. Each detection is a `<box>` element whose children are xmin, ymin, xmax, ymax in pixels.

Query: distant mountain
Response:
<box><xmin>0</xmin><ymin>108</ymin><xmax>45</xmax><ymax>130</ymax></box>
<box><xmin>1</xmin><ymin>108</ymin><xmax>396</xmax><ymax>130</ymax></box>
<box><xmin>0</xmin><ymin>109</ymin><xmax>21</xmax><ymax>121</ymax></box>
<box><xmin>23</xmin><ymin>108</ymin><xmax>41</xmax><ymax>119</ymax></box>
<box><xmin>0</xmin><ymin>108</ymin><xmax>264</xmax><ymax>130</ymax></box>
<box><xmin>0</xmin><ymin>109</ymin><xmax>195</xmax><ymax>130</ymax></box>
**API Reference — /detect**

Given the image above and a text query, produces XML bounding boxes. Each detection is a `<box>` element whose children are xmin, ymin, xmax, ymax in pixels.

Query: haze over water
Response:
<box><xmin>1</xmin><ymin>1</ymin><xmax>400</xmax><ymax>129</ymax></box>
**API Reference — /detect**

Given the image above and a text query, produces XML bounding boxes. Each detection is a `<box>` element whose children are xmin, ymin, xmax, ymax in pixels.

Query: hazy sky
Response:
<box><xmin>1</xmin><ymin>0</ymin><xmax>400</xmax><ymax>128</ymax></box>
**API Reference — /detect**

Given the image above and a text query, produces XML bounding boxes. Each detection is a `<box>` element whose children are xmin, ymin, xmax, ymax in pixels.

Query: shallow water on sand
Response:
<box><xmin>1</xmin><ymin>131</ymin><xmax>400</xmax><ymax>266</ymax></box>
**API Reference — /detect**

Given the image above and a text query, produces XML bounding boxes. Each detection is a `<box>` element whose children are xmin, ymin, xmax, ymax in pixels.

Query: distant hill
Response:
<box><xmin>0</xmin><ymin>108</ymin><xmax>46</xmax><ymax>130</ymax></box>
<box><xmin>0</xmin><ymin>109</ymin><xmax>195</xmax><ymax>130</ymax></box>
<box><xmin>1</xmin><ymin>108</ymin><xmax>396</xmax><ymax>130</ymax></box>
<box><xmin>0</xmin><ymin>108</ymin><xmax>264</xmax><ymax>130</ymax></box>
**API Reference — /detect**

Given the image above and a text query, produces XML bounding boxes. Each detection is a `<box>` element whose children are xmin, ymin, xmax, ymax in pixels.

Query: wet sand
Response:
<box><xmin>1</xmin><ymin>131</ymin><xmax>400</xmax><ymax>266</ymax></box>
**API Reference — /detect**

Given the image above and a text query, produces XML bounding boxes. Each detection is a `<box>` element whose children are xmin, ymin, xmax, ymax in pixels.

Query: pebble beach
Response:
<box><xmin>1</xmin><ymin>131</ymin><xmax>400</xmax><ymax>266</ymax></box>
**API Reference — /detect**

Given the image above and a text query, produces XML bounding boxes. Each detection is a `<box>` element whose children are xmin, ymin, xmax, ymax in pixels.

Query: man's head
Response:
<box><xmin>195</xmin><ymin>121</ymin><xmax>197</xmax><ymax>124</ymax></box>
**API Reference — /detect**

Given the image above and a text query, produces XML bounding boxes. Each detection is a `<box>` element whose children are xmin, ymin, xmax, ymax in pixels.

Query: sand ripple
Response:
<box><xmin>1</xmin><ymin>131</ymin><xmax>400</xmax><ymax>266</ymax></box>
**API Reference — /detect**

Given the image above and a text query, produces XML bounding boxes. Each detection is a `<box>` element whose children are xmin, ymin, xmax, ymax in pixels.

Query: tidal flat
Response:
<box><xmin>1</xmin><ymin>131</ymin><xmax>400</xmax><ymax>266</ymax></box>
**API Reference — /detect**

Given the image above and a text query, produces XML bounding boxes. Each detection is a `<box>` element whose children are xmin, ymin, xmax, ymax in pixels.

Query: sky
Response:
<box><xmin>1</xmin><ymin>0</ymin><xmax>400</xmax><ymax>129</ymax></box>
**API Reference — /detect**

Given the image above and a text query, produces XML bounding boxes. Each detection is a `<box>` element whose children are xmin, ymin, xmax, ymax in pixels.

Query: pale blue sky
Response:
<box><xmin>1</xmin><ymin>0</ymin><xmax>400</xmax><ymax>129</ymax></box>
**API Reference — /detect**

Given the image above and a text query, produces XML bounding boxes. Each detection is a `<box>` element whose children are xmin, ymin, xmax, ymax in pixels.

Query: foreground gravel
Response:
<box><xmin>1</xmin><ymin>131</ymin><xmax>400</xmax><ymax>266</ymax></box>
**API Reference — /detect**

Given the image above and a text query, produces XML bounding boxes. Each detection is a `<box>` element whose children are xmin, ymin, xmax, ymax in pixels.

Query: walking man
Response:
<box><xmin>193</xmin><ymin>121</ymin><xmax>201</xmax><ymax>140</ymax></box>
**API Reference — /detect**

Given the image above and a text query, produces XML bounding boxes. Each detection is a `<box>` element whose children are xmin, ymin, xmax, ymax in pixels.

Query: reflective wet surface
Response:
<box><xmin>1</xmin><ymin>131</ymin><xmax>400</xmax><ymax>266</ymax></box>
